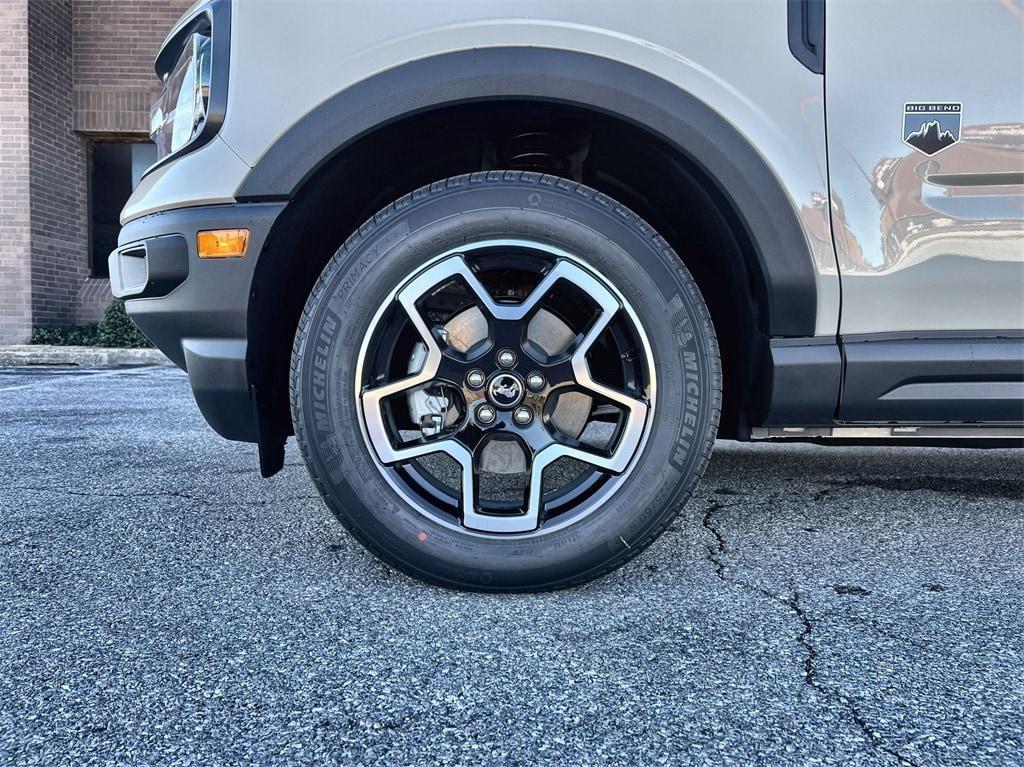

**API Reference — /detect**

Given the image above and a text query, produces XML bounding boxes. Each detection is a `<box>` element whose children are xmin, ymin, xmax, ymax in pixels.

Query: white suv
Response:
<box><xmin>109</xmin><ymin>0</ymin><xmax>1024</xmax><ymax>590</ymax></box>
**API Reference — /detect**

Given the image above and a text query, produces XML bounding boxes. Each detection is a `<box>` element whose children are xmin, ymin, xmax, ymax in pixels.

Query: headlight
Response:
<box><xmin>150</xmin><ymin>32</ymin><xmax>212</xmax><ymax>160</ymax></box>
<box><xmin>146</xmin><ymin>0</ymin><xmax>229</xmax><ymax>170</ymax></box>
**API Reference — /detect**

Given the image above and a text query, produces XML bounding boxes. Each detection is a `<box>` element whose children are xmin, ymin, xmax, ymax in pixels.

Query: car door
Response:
<box><xmin>825</xmin><ymin>0</ymin><xmax>1024</xmax><ymax>422</ymax></box>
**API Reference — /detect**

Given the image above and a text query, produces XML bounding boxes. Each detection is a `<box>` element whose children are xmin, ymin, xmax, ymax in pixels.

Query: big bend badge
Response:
<box><xmin>903</xmin><ymin>103</ymin><xmax>962</xmax><ymax>156</ymax></box>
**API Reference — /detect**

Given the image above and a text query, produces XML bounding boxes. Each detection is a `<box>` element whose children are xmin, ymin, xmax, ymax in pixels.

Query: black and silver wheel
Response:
<box><xmin>291</xmin><ymin>173</ymin><xmax>720</xmax><ymax>591</ymax></box>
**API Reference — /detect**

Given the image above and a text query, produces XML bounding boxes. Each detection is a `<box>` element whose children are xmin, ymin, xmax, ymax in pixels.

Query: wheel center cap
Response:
<box><xmin>487</xmin><ymin>372</ymin><xmax>525</xmax><ymax>409</ymax></box>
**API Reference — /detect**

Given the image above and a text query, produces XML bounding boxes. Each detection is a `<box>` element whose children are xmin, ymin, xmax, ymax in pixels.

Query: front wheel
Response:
<box><xmin>291</xmin><ymin>172</ymin><xmax>720</xmax><ymax>591</ymax></box>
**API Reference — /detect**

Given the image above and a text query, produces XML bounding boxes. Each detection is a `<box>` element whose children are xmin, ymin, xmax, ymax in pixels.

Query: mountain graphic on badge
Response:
<box><xmin>905</xmin><ymin>120</ymin><xmax>957</xmax><ymax>155</ymax></box>
<box><xmin>903</xmin><ymin>103</ymin><xmax>962</xmax><ymax>156</ymax></box>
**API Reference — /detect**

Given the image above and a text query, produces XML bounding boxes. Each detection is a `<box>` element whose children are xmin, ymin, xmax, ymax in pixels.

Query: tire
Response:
<box><xmin>291</xmin><ymin>172</ymin><xmax>720</xmax><ymax>591</ymax></box>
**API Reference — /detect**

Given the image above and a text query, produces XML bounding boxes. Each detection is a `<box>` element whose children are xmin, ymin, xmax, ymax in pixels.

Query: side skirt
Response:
<box><xmin>758</xmin><ymin>334</ymin><xmax>1024</xmax><ymax>432</ymax></box>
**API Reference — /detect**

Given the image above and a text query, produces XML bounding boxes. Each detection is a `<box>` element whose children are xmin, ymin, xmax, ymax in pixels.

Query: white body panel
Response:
<box><xmin>826</xmin><ymin>0</ymin><xmax>1024</xmax><ymax>335</ymax></box>
<box><xmin>125</xmin><ymin>0</ymin><xmax>840</xmax><ymax>335</ymax></box>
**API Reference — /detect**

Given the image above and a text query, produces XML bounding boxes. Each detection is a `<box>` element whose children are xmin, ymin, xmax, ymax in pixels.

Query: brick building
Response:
<box><xmin>0</xmin><ymin>0</ymin><xmax>192</xmax><ymax>343</ymax></box>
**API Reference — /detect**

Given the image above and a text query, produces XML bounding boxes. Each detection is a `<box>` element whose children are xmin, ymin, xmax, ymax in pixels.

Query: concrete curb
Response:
<box><xmin>0</xmin><ymin>345</ymin><xmax>172</xmax><ymax>367</ymax></box>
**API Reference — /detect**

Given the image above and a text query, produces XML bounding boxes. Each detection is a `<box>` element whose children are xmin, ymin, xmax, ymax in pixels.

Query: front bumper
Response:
<box><xmin>112</xmin><ymin>202</ymin><xmax>286</xmax><ymax>442</ymax></box>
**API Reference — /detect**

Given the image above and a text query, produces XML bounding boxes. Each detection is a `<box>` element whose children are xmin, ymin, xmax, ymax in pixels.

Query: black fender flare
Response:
<box><xmin>236</xmin><ymin>47</ymin><xmax>817</xmax><ymax>337</ymax></box>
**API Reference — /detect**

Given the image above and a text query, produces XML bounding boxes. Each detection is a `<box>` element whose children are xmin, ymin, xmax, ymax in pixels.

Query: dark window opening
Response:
<box><xmin>88</xmin><ymin>141</ymin><xmax>156</xmax><ymax>278</ymax></box>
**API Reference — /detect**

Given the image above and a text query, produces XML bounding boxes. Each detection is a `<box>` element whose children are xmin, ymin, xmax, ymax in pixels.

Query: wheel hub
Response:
<box><xmin>486</xmin><ymin>371</ymin><xmax>526</xmax><ymax>409</ymax></box>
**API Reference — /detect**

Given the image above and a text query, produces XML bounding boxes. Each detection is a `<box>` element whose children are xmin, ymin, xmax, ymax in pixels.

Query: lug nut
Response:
<box><xmin>497</xmin><ymin>349</ymin><xmax>517</xmax><ymax>368</ymax></box>
<box><xmin>526</xmin><ymin>372</ymin><xmax>545</xmax><ymax>391</ymax></box>
<box><xmin>476</xmin><ymin>403</ymin><xmax>497</xmax><ymax>425</ymax></box>
<box><xmin>466</xmin><ymin>369</ymin><xmax>486</xmax><ymax>389</ymax></box>
<box><xmin>513</xmin><ymin>406</ymin><xmax>533</xmax><ymax>426</ymax></box>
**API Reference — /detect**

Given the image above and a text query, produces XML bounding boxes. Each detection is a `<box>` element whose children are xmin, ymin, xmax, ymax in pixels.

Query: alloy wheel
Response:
<box><xmin>355</xmin><ymin>239</ymin><xmax>656</xmax><ymax>535</ymax></box>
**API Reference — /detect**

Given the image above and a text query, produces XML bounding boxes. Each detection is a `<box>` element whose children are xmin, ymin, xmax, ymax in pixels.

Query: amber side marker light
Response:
<box><xmin>197</xmin><ymin>229</ymin><xmax>249</xmax><ymax>259</ymax></box>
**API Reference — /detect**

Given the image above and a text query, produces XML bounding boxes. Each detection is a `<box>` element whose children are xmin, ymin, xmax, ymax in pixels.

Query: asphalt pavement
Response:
<box><xmin>1</xmin><ymin>365</ymin><xmax>1022</xmax><ymax>766</ymax></box>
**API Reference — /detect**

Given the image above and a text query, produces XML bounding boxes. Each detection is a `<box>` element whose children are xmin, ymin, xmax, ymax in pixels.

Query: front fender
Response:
<box><xmin>236</xmin><ymin>46</ymin><xmax>823</xmax><ymax>338</ymax></box>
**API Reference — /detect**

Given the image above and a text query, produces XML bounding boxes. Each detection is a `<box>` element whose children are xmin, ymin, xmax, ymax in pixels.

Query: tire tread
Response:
<box><xmin>290</xmin><ymin>171</ymin><xmax>722</xmax><ymax>592</ymax></box>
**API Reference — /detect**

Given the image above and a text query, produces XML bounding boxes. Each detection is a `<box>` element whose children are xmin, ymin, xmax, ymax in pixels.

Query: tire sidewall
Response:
<box><xmin>293</xmin><ymin>175</ymin><xmax>719</xmax><ymax>590</ymax></box>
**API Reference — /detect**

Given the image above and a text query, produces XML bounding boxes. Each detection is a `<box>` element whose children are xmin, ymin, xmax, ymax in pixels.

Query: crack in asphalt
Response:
<box><xmin>701</xmin><ymin>497</ymin><xmax>920</xmax><ymax>767</ymax></box>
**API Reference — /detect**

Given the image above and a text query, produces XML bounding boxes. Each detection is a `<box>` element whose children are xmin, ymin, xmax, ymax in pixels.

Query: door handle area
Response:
<box><xmin>788</xmin><ymin>0</ymin><xmax>825</xmax><ymax>74</ymax></box>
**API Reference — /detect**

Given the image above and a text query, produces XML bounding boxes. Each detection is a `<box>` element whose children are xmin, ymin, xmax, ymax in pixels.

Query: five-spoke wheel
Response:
<box><xmin>357</xmin><ymin>242</ymin><xmax>655</xmax><ymax>534</ymax></box>
<box><xmin>291</xmin><ymin>173</ymin><xmax>719</xmax><ymax>590</ymax></box>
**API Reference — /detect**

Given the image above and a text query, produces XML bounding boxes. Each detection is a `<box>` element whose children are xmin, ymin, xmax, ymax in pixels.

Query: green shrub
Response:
<box><xmin>29</xmin><ymin>323</ymin><xmax>99</xmax><ymax>346</ymax></box>
<box><xmin>30</xmin><ymin>299</ymin><xmax>151</xmax><ymax>348</ymax></box>
<box><xmin>96</xmin><ymin>299</ymin><xmax>152</xmax><ymax>348</ymax></box>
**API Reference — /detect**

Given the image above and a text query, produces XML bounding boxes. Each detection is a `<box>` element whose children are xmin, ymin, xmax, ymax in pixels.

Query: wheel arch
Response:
<box><xmin>243</xmin><ymin>48</ymin><xmax>820</xmax><ymax>469</ymax></box>
<box><xmin>240</xmin><ymin>47</ymin><xmax>816</xmax><ymax>335</ymax></box>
